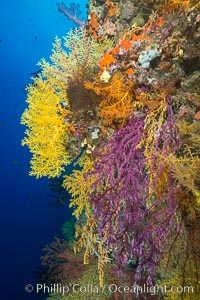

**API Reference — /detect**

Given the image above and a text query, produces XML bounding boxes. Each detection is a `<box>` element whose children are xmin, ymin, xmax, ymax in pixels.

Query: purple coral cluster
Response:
<box><xmin>85</xmin><ymin>101</ymin><xmax>181</xmax><ymax>283</ymax></box>
<box><xmin>57</xmin><ymin>2</ymin><xmax>87</xmax><ymax>27</ymax></box>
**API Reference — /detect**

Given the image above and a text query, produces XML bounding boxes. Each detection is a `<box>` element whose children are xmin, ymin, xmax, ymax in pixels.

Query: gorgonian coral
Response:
<box><xmin>83</xmin><ymin>102</ymin><xmax>181</xmax><ymax>283</ymax></box>
<box><xmin>41</xmin><ymin>237</ymin><xmax>87</xmax><ymax>284</ymax></box>
<box><xmin>21</xmin><ymin>77</ymin><xmax>71</xmax><ymax>178</ymax></box>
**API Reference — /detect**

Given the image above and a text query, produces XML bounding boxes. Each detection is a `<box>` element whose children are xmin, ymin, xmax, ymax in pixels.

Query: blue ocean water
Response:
<box><xmin>0</xmin><ymin>1</ymin><xmax>88</xmax><ymax>299</ymax></box>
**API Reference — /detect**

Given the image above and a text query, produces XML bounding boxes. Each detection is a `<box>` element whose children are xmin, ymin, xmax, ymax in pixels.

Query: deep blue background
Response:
<box><xmin>0</xmin><ymin>1</ymin><xmax>87</xmax><ymax>299</ymax></box>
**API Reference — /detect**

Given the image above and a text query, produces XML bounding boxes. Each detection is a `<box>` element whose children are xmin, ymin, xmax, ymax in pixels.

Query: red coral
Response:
<box><xmin>40</xmin><ymin>237</ymin><xmax>87</xmax><ymax>284</ymax></box>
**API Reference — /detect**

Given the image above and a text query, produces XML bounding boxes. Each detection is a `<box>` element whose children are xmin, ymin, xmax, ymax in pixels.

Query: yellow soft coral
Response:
<box><xmin>63</xmin><ymin>154</ymin><xmax>111</xmax><ymax>286</ymax></box>
<box><xmin>148</xmin><ymin>0</ymin><xmax>199</xmax><ymax>12</ymax></box>
<box><xmin>137</xmin><ymin>100</ymin><xmax>167</xmax><ymax>195</ymax></box>
<box><xmin>62</xmin><ymin>154</ymin><xmax>97</xmax><ymax>219</ymax></box>
<box><xmin>158</xmin><ymin>218</ymin><xmax>200</xmax><ymax>299</ymax></box>
<box><xmin>21</xmin><ymin>76</ymin><xmax>71</xmax><ymax>178</ymax></box>
<box><xmin>178</xmin><ymin>121</ymin><xmax>200</xmax><ymax>151</ymax></box>
<box><xmin>38</xmin><ymin>28</ymin><xmax>114</xmax><ymax>88</ymax></box>
<box><xmin>74</xmin><ymin>216</ymin><xmax>110</xmax><ymax>287</ymax></box>
<box><xmin>159</xmin><ymin>271</ymin><xmax>200</xmax><ymax>300</ymax></box>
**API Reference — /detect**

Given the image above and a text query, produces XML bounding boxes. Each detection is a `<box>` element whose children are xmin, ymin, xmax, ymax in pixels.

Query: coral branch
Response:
<box><xmin>56</xmin><ymin>2</ymin><xmax>87</xmax><ymax>27</ymax></box>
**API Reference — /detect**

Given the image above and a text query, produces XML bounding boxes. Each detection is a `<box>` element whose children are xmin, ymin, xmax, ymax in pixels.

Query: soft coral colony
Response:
<box><xmin>21</xmin><ymin>0</ymin><xmax>200</xmax><ymax>299</ymax></box>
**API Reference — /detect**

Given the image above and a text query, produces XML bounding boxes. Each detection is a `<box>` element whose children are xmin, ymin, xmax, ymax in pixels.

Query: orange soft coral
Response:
<box><xmin>88</xmin><ymin>12</ymin><xmax>99</xmax><ymax>39</ymax></box>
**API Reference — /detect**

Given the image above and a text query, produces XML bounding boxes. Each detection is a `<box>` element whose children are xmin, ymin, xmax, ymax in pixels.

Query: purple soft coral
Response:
<box><xmin>57</xmin><ymin>2</ymin><xmax>87</xmax><ymax>27</ymax></box>
<box><xmin>87</xmin><ymin>116</ymin><xmax>150</xmax><ymax>278</ymax></box>
<box><xmin>86</xmin><ymin>102</ymin><xmax>181</xmax><ymax>283</ymax></box>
